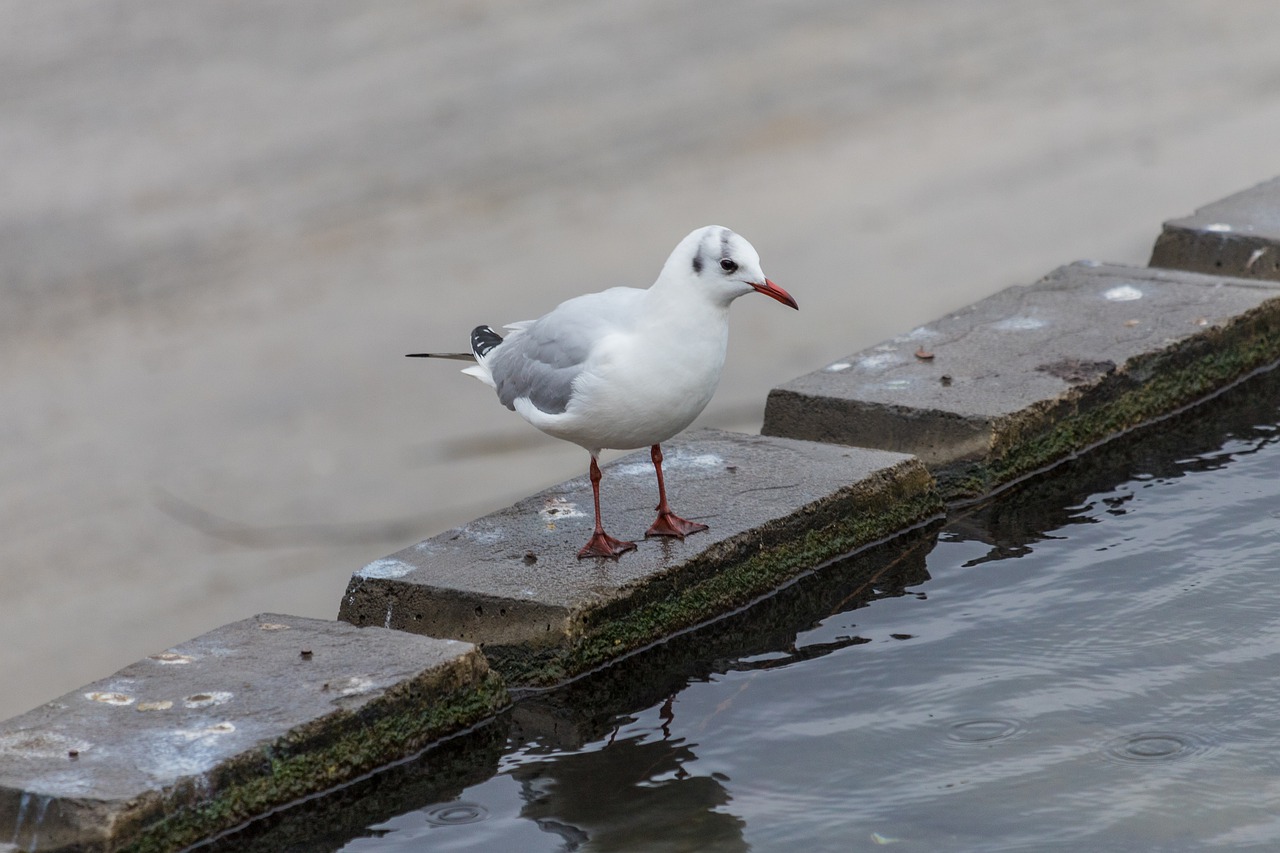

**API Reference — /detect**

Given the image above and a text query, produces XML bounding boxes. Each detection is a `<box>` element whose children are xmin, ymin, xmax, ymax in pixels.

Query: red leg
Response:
<box><xmin>578</xmin><ymin>455</ymin><xmax>637</xmax><ymax>559</ymax></box>
<box><xmin>645</xmin><ymin>444</ymin><xmax>709</xmax><ymax>539</ymax></box>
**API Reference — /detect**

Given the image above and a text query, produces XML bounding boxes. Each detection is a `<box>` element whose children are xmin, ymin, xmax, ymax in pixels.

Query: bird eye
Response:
<box><xmin>720</xmin><ymin>259</ymin><xmax>738</xmax><ymax>273</ymax></box>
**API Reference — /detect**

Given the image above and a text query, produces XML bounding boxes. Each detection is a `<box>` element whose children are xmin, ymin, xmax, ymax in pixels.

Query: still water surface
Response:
<box><xmin>216</xmin><ymin>373</ymin><xmax>1280</xmax><ymax>853</ymax></box>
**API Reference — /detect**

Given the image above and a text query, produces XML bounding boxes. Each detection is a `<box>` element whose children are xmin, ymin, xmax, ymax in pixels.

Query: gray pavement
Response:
<box><xmin>6</xmin><ymin>0</ymin><xmax>1280</xmax><ymax>721</ymax></box>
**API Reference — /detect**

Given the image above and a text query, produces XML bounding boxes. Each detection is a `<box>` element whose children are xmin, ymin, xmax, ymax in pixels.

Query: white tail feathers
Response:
<box><xmin>461</xmin><ymin>362</ymin><xmax>495</xmax><ymax>388</ymax></box>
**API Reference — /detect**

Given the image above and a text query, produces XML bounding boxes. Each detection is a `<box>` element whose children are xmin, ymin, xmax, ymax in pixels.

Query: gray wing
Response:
<box><xmin>488</xmin><ymin>287</ymin><xmax>643</xmax><ymax>415</ymax></box>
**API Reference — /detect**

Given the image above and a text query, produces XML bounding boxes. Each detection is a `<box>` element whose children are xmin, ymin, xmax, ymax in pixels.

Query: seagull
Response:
<box><xmin>409</xmin><ymin>226</ymin><xmax>797</xmax><ymax>559</ymax></box>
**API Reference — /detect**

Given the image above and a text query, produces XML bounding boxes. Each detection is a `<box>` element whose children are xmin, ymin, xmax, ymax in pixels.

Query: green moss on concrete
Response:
<box><xmin>120</xmin><ymin>661</ymin><xmax>507</xmax><ymax>853</ymax></box>
<box><xmin>938</xmin><ymin>301</ymin><xmax>1280</xmax><ymax>500</ymax></box>
<box><xmin>487</xmin><ymin>462</ymin><xmax>941</xmax><ymax>687</ymax></box>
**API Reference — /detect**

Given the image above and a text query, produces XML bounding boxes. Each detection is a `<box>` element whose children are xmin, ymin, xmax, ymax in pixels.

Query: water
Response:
<box><xmin>206</xmin><ymin>368</ymin><xmax>1280</xmax><ymax>853</ymax></box>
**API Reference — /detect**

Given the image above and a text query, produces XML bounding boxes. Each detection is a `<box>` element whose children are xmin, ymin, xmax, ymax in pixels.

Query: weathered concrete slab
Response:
<box><xmin>762</xmin><ymin>262</ymin><xmax>1280</xmax><ymax>499</ymax></box>
<box><xmin>1150</xmin><ymin>175</ymin><xmax>1280</xmax><ymax>280</ymax></box>
<box><xmin>0</xmin><ymin>615</ymin><xmax>505</xmax><ymax>853</ymax></box>
<box><xmin>338</xmin><ymin>430</ymin><xmax>940</xmax><ymax>686</ymax></box>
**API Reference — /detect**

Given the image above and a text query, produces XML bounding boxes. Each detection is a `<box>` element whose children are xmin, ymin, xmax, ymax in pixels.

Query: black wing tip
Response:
<box><xmin>470</xmin><ymin>325</ymin><xmax>504</xmax><ymax>358</ymax></box>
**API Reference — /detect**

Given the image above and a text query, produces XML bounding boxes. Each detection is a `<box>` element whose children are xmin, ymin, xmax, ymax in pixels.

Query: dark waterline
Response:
<box><xmin>204</xmin><ymin>366</ymin><xmax>1280</xmax><ymax>853</ymax></box>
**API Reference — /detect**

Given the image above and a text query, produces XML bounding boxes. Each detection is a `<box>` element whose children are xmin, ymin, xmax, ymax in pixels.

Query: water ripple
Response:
<box><xmin>421</xmin><ymin>802</ymin><xmax>489</xmax><ymax>826</ymax></box>
<box><xmin>944</xmin><ymin>718</ymin><xmax>1026</xmax><ymax>745</ymax></box>
<box><xmin>1101</xmin><ymin>730</ymin><xmax>1216</xmax><ymax>764</ymax></box>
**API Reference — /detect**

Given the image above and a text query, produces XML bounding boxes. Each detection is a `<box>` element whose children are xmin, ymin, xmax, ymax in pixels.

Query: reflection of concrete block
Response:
<box><xmin>763</xmin><ymin>263</ymin><xmax>1280</xmax><ymax>499</ymax></box>
<box><xmin>0</xmin><ymin>614</ymin><xmax>504</xmax><ymax>852</ymax></box>
<box><xmin>340</xmin><ymin>430</ymin><xmax>940</xmax><ymax>686</ymax></box>
<box><xmin>1151</xmin><ymin>176</ymin><xmax>1280</xmax><ymax>280</ymax></box>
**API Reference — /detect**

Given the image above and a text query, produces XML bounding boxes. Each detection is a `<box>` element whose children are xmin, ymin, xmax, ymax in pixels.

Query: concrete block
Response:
<box><xmin>1150</xmin><ymin>176</ymin><xmax>1280</xmax><ymax>280</ymax></box>
<box><xmin>762</xmin><ymin>263</ymin><xmax>1280</xmax><ymax>499</ymax></box>
<box><xmin>507</xmin><ymin>524</ymin><xmax>937</xmax><ymax>752</ymax></box>
<box><xmin>338</xmin><ymin>430</ymin><xmax>940</xmax><ymax>686</ymax></box>
<box><xmin>0</xmin><ymin>615</ymin><xmax>505</xmax><ymax>853</ymax></box>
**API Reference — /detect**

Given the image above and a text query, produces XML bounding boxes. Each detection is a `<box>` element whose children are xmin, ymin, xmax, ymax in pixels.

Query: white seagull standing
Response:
<box><xmin>409</xmin><ymin>226</ymin><xmax>797</xmax><ymax>559</ymax></box>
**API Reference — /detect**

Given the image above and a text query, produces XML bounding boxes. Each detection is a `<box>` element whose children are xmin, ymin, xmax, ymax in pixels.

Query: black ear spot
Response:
<box><xmin>720</xmin><ymin>259</ymin><xmax>738</xmax><ymax>273</ymax></box>
<box><xmin>692</xmin><ymin>252</ymin><xmax>704</xmax><ymax>274</ymax></box>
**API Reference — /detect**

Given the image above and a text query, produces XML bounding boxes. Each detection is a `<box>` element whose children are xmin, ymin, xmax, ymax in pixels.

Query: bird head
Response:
<box><xmin>663</xmin><ymin>226</ymin><xmax>798</xmax><ymax>310</ymax></box>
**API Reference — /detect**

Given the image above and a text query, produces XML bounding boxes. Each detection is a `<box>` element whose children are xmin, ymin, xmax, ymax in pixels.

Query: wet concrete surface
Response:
<box><xmin>763</xmin><ymin>262</ymin><xmax>1280</xmax><ymax>495</ymax></box>
<box><xmin>0</xmin><ymin>614</ymin><xmax>502</xmax><ymax>852</ymax></box>
<box><xmin>338</xmin><ymin>431</ymin><xmax>936</xmax><ymax>684</ymax></box>
<box><xmin>7</xmin><ymin>0</ymin><xmax>1280</xmax><ymax>720</ymax></box>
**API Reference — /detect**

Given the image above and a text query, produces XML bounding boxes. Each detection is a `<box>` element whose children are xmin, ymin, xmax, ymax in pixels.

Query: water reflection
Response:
<box><xmin>949</xmin><ymin>364</ymin><xmax>1280</xmax><ymax>567</ymax></box>
<box><xmin>510</xmin><ymin>732</ymin><xmax>746</xmax><ymax>852</ymax></box>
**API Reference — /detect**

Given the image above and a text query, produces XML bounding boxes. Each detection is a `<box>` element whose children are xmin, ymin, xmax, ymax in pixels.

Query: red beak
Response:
<box><xmin>751</xmin><ymin>278</ymin><xmax>799</xmax><ymax>310</ymax></box>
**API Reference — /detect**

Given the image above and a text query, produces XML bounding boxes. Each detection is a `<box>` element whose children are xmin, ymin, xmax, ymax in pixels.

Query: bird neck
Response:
<box><xmin>644</xmin><ymin>277</ymin><xmax>733</xmax><ymax>332</ymax></box>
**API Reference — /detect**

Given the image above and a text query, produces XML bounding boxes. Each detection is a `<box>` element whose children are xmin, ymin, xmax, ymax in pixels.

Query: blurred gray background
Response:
<box><xmin>4</xmin><ymin>0</ymin><xmax>1280</xmax><ymax>720</ymax></box>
